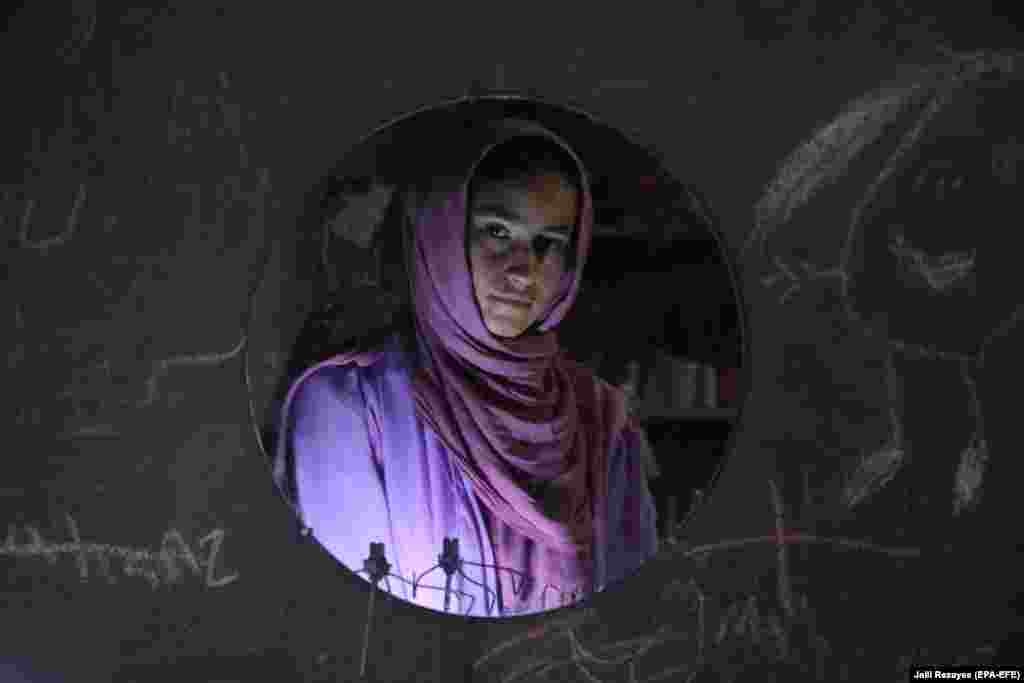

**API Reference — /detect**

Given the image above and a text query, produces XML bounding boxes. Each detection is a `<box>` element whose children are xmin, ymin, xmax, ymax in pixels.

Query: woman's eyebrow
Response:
<box><xmin>472</xmin><ymin>204</ymin><xmax>573</xmax><ymax>236</ymax></box>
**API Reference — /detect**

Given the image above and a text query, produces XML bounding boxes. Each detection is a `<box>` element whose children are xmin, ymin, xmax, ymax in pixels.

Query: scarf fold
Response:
<box><xmin>402</xmin><ymin>116</ymin><xmax>630</xmax><ymax>606</ymax></box>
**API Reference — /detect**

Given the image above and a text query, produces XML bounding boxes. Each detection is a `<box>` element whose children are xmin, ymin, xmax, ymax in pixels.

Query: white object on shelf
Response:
<box><xmin>704</xmin><ymin>365</ymin><xmax>718</xmax><ymax>408</ymax></box>
<box><xmin>659</xmin><ymin>352</ymin><xmax>679</xmax><ymax>414</ymax></box>
<box><xmin>680</xmin><ymin>361</ymin><xmax>698</xmax><ymax>409</ymax></box>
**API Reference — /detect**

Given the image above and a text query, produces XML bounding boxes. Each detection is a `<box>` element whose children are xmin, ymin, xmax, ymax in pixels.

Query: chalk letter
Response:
<box><xmin>158</xmin><ymin>529</ymin><xmax>203</xmax><ymax>584</ymax></box>
<box><xmin>199</xmin><ymin>529</ymin><xmax>239</xmax><ymax>588</ymax></box>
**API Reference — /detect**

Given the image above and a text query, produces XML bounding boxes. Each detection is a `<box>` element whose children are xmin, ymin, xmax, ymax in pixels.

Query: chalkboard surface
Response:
<box><xmin>3</xmin><ymin>3</ymin><xmax>1022</xmax><ymax>681</ymax></box>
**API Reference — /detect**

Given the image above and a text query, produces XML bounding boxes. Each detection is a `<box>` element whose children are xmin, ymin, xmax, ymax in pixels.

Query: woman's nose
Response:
<box><xmin>504</xmin><ymin>240</ymin><xmax>542</xmax><ymax>277</ymax></box>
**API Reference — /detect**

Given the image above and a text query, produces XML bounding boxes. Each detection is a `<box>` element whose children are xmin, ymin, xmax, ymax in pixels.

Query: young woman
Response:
<box><xmin>274</xmin><ymin>116</ymin><xmax>658</xmax><ymax>617</ymax></box>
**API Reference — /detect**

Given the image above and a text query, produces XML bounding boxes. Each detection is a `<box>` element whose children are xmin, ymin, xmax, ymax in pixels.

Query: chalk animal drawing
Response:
<box><xmin>745</xmin><ymin>49</ymin><xmax>1022</xmax><ymax>516</ymax></box>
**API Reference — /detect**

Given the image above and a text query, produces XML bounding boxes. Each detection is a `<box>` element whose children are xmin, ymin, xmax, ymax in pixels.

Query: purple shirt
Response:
<box><xmin>276</xmin><ymin>333</ymin><xmax>658</xmax><ymax>617</ymax></box>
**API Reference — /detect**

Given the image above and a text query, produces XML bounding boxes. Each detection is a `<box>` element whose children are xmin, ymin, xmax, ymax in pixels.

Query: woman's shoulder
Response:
<box><xmin>297</xmin><ymin>331</ymin><xmax>421</xmax><ymax>411</ymax></box>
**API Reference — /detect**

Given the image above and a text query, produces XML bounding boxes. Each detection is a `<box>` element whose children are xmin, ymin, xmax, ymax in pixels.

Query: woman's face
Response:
<box><xmin>468</xmin><ymin>172</ymin><xmax>578</xmax><ymax>338</ymax></box>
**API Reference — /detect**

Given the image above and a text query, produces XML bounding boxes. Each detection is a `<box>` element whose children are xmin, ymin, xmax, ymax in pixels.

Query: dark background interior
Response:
<box><xmin>2</xmin><ymin>2</ymin><xmax>1021</xmax><ymax>681</ymax></box>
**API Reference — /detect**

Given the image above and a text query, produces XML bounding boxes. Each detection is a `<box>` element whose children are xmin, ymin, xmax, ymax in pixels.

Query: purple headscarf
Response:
<box><xmin>400</xmin><ymin>117</ymin><xmax>631</xmax><ymax>602</ymax></box>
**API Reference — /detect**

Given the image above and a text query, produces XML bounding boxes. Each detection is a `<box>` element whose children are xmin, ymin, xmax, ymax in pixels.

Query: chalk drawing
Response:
<box><xmin>137</xmin><ymin>334</ymin><xmax>247</xmax><ymax>407</ymax></box>
<box><xmin>198</xmin><ymin>529</ymin><xmax>238</xmax><ymax>588</ymax></box>
<box><xmin>744</xmin><ymin>50</ymin><xmax>1023</xmax><ymax>514</ymax></box>
<box><xmin>888</xmin><ymin>232</ymin><xmax>976</xmax><ymax>295</ymax></box>
<box><xmin>468</xmin><ymin>478</ymin><xmax>919</xmax><ymax>682</ymax></box>
<box><xmin>952</xmin><ymin>435</ymin><xmax>988</xmax><ymax>517</ymax></box>
<box><xmin>0</xmin><ymin>514</ymin><xmax>238</xmax><ymax>590</ymax></box>
<box><xmin>52</xmin><ymin>335</ymin><xmax>246</xmax><ymax>439</ymax></box>
<box><xmin>18</xmin><ymin>183</ymin><xmax>87</xmax><ymax>251</ymax></box>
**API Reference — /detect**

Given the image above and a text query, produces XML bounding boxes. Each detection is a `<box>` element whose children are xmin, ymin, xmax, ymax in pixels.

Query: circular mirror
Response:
<box><xmin>249</xmin><ymin>94</ymin><xmax>746</xmax><ymax>618</ymax></box>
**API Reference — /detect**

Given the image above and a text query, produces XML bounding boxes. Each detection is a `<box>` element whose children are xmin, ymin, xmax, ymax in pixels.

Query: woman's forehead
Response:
<box><xmin>469</xmin><ymin>175</ymin><xmax>578</xmax><ymax>225</ymax></box>
<box><xmin>471</xmin><ymin>172</ymin><xmax>576</xmax><ymax>205</ymax></box>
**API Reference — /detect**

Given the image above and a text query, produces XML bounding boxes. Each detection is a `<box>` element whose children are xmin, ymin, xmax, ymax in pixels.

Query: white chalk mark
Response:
<box><xmin>198</xmin><ymin>529</ymin><xmax>240</xmax><ymax>587</ymax></box>
<box><xmin>162</xmin><ymin>335</ymin><xmax>247</xmax><ymax>368</ymax></box>
<box><xmin>64</xmin><ymin>514</ymin><xmax>90</xmax><ymax>580</ymax></box>
<box><xmin>746</xmin><ymin>82</ymin><xmax>923</xmax><ymax>257</ymax></box>
<box><xmin>952</xmin><ymin>436</ymin><xmax>988</xmax><ymax>517</ymax></box>
<box><xmin>759</xmin><ymin>256</ymin><xmax>801</xmax><ymax>304</ymax></box>
<box><xmin>474</xmin><ymin>608</ymin><xmax>600</xmax><ymax>670</ymax></box>
<box><xmin>0</xmin><ymin>515</ymin><xmax>238</xmax><ymax>590</ymax></box>
<box><xmin>978</xmin><ymin>302</ymin><xmax>1024</xmax><ymax>367</ymax></box>
<box><xmin>473</xmin><ymin>486</ymin><xmax>914</xmax><ymax>681</ymax></box>
<box><xmin>19</xmin><ymin>183</ymin><xmax>87</xmax><ymax>251</ymax></box>
<box><xmin>746</xmin><ymin>51</ymin><xmax>1022</xmax><ymax>524</ymax></box>
<box><xmin>159</xmin><ymin>529</ymin><xmax>204</xmax><ymax>583</ymax></box>
<box><xmin>842</xmin><ymin>443</ymin><xmax>905</xmax><ymax>509</ymax></box>
<box><xmin>839</xmin><ymin>339</ymin><xmax>905</xmax><ymax>509</ymax></box>
<box><xmin>137</xmin><ymin>334</ymin><xmax>247</xmax><ymax>408</ymax></box>
<box><xmin>768</xmin><ymin>478</ymin><xmax>794</xmax><ymax>617</ymax></box>
<box><xmin>716</xmin><ymin>598</ymin><xmax>765</xmax><ymax>647</ymax></box>
<box><xmin>888</xmin><ymin>233</ymin><xmax>976</xmax><ymax>294</ymax></box>
<box><xmin>25</xmin><ymin>527</ymin><xmax>59</xmax><ymax>565</ymax></box>
<box><xmin>674</xmin><ymin>532</ymin><xmax>921</xmax><ymax>560</ymax></box>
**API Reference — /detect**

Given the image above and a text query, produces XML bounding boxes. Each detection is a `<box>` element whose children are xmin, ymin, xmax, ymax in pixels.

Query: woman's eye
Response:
<box><xmin>536</xmin><ymin>236</ymin><xmax>568</xmax><ymax>254</ymax></box>
<box><xmin>479</xmin><ymin>223</ymin><xmax>568</xmax><ymax>256</ymax></box>
<box><xmin>486</xmin><ymin>223</ymin><xmax>509</xmax><ymax>239</ymax></box>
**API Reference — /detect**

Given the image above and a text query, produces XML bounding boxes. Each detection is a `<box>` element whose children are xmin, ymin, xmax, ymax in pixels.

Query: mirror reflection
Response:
<box><xmin>260</xmin><ymin>96</ymin><xmax>744</xmax><ymax>618</ymax></box>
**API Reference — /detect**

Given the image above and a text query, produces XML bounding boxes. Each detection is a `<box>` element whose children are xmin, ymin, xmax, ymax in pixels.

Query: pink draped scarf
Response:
<box><xmin>400</xmin><ymin>117</ymin><xmax>630</xmax><ymax>607</ymax></box>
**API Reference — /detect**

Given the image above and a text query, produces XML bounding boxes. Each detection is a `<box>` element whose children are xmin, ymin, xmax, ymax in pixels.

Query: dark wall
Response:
<box><xmin>2</xmin><ymin>3</ymin><xmax>1021</xmax><ymax>681</ymax></box>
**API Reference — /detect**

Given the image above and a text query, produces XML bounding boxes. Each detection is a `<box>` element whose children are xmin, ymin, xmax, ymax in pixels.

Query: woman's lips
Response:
<box><xmin>491</xmin><ymin>294</ymin><xmax>532</xmax><ymax>307</ymax></box>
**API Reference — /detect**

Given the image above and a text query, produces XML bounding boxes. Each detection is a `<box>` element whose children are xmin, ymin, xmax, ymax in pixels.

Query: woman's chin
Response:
<box><xmin>485</xmin><ymin>317</ymin><xmax>530</xmax><ymax>339</ymax></box>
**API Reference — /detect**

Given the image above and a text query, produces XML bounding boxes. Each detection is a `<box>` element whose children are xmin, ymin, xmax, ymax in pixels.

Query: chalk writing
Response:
<box><xmin>744</xmin><ymin>50</ymin><xmax>1022</xmax><ymax>514</ymax></box>
<box><xmin>50</xmin><ymin>335</ymin><xmax>246</xmax><ymax>438</ymax></box>
<box><xmin>0</xmin><ymin>515</ymin><xmax>239</xmax><ymax>589</ymax></box>
<box><xmin>18</xmin><ymin>182</ymin><xmax>87</xmax><ymax>251</ymax></box>
<box><xmin>471</xmin><ymin>479</ymin><xmax>921</xmax><ymax>682</ymax></box>
<box><xmin>139</xmin><ymin>334</ymin><xmax>247</xmax><ymax>406</ymax></box>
